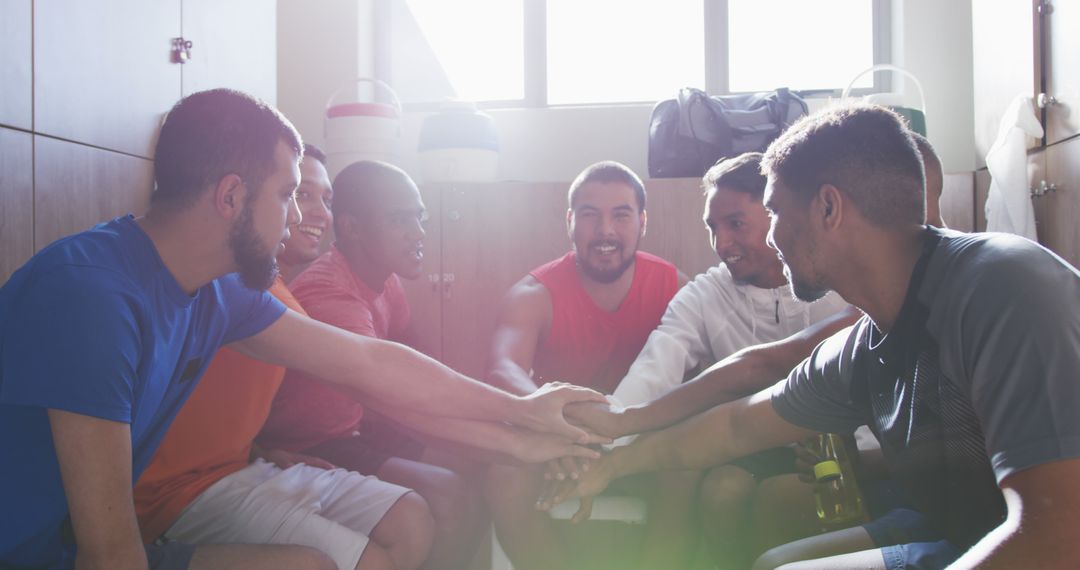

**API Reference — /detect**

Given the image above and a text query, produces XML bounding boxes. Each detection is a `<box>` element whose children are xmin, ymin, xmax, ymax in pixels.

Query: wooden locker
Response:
<box><xmin>0</xmin><ymin>128</ymin><xmax>34</xmax><ymax>284</ymax></box>
<box><xmin>34</xmin><ymin>136</ymin><xmax>153</xmax><ymax>250</ymax></box>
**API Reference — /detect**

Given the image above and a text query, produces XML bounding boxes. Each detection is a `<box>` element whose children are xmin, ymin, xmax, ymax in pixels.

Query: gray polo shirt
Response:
<box><xmin>772</xmin><ymin>228</ymin><xmax>1080</xmax><ymax>548</ymax></box>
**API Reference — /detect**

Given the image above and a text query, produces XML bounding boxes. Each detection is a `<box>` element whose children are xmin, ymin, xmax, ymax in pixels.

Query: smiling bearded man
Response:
<box><xmin>482</xmin><ymin>161</ymin><xmax>686</xmax><ymax>570</ymax></box>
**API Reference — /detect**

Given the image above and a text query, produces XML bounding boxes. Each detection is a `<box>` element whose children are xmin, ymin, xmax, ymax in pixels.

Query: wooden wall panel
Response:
<box><xmin>641</xmin><ymin>178</ymin><xmax>719</xmax><ymax>279</ymax></box>
<box><xmin>438</xmin><ymin>182</ymin><xmax>570</xmax><ymax>379</ymax></box>
<box><xmin>182</xmin><ymin>0</ymin><xmax>277</xmax><ymax>104</ymax></box>
<box><xmin>0</xmin><ymin>128</ymin><xmax>34</xmax><ymax>284</ymax></box>
<box><xmin>974</xmin><ymin>169</ymin><xmax>991</xmax><ymax>232</ymax></box>
<box><xmin>34</xmin><ymin>137</ymin><xmax>153</xmax><ymax>250</ymax></box>
<box><xmin>940</xmin><ymin>172</ymin><xmax>975</xmax><ymax>232</ymax></box>
<box><xmin>1044</xmin><ymin>0</ymin><xmax>1080</xmax><ymax>145</ymax></box>
<box><xmin>0</xmin><ymin>0</ymin><xmax>32</xmax><ymax>130</ymax></box>
<box><xmin>34</xmin><ymin>0</ymin><xmax>180</xmax><ymax>157</ymax></box>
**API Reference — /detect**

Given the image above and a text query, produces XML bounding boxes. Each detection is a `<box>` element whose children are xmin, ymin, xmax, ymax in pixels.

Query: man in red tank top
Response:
<box><xmin>485</xmin><ymin>162</ymin><xmax>697</xmax><ymax>570</ymax></box>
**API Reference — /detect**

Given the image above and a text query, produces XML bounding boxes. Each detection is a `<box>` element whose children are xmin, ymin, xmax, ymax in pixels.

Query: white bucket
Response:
<box><xmin>323</xmin><ymin>79</ymin><xmax>402</xmax><ymax>180</ymax></box>
<box><xmin>416</xmin><ymin>101</ymin><xmax>500</xmax><ymax>183</ymax></box>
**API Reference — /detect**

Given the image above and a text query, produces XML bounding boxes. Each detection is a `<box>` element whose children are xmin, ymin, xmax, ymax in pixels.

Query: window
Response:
<box><xmin>546</xmin><ymin>0</ymin><xmax>705</xmax><ymax>105</ymax></box>
<box><xmin>384</xmin><ymin>0</ymin><xmax>525</xmax><ymax>104</ymax></box>
<box><xmin>379</xmin><ymin>0</ymin><xmax>888</xmax><ymax>107</ymax></box>
<box><xmin>727</xmin><ymin>0</ymin><xmax>876</xmax><ymax>92</ymax></box>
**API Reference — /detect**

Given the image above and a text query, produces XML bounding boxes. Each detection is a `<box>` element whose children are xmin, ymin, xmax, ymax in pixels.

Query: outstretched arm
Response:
<box><xmin>543</xmin><ymin>388</ymin><xmax>815</xmax><ymax>507</ymax></box>
<box><xmin>568</xmin><ymin>307</ymin><xmax>860</xmax><ymax>439</ymax></box>
<box><xmin>486</xmin><ymin>276</ymin><xmax>552</xmax><ymax>396</ymax></box>
<box><xmin>232</xmin><ymin>308</ymin><xmax>603</xmax><ymax>442</ymax></box>
<box><xmin>367</xmin><ymin>389</ymin><xmax>609</xmax><ymax>465</ymax></box>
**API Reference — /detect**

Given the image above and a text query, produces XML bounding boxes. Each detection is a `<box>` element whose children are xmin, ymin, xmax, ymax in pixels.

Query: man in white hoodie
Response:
<box><xmin>566</xmin><ymin>152</ymin><xmax>855</xmax><ymax>567</ymax></box>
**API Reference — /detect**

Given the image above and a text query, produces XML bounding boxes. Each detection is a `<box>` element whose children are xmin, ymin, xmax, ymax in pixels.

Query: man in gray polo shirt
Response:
<box><xmin>541</xmin><ymin>104</ymin><xmax>1080</xmax><ymax>569</ymax></box>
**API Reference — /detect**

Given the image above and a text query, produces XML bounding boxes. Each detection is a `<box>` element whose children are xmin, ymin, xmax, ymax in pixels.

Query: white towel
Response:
<box><xmin>984</xmin><ymin>95</ymin><xmax>1043</xmax><ymax>240</ymax></box>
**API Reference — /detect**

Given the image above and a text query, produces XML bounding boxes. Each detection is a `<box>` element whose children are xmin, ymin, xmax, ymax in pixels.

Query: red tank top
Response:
<box><xmin>530</xmin><ymin>251</ymin><xmax>679</xmax><ymax>394</ymax></box>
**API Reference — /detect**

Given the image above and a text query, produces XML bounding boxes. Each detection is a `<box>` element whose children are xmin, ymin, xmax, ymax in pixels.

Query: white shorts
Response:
<box><xmin>163</xmin><ymin>459</ymin><xmax>412</xmax><ymax>570</ymax></box>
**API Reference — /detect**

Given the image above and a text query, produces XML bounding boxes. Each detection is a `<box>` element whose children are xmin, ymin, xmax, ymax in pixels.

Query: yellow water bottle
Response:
<box><xmin>809</xmin><ymin>433</ymin><xmax>867</xmax><ymax>530</ymax></box>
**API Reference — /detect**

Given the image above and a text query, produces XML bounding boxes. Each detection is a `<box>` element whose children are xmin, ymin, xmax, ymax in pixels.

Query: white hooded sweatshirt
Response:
<box><xmin>611</xmin><ymin>264</ymin><xmax>849</xmax><ymax>409</ymax></box>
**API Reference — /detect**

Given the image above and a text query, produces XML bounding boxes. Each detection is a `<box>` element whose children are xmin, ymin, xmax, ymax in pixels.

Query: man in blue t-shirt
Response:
<box><xmin>0</xmin><ymin>89</ymin><xmax>607</xmax><ymax>570</ymax></box>
<box><xmin>540</xmin><ymin>104</ymin><xmax>1080</xmax><ymax>569</ymax></box>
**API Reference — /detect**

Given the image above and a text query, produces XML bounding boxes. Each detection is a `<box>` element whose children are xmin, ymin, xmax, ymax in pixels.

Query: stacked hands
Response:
<box><xmin>534</xmin><ymin>397</ymin><xmax>635</xmax><ymax>524</ymax></box>
<box><xmin>528</xmin><ymin>399</ymin><xmax>820</xmax><ymax>523</ymax></box>
<box><xmin>253</xmin><ymin>382</ymin><xmax>638</xmax><ymax>523</ymax></box>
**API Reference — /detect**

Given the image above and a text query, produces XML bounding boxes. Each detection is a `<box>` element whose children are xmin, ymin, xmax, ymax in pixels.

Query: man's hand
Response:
<box><xmin>536</xmin><ymin>478</ymin><xmax>596</xmax><ymax>524</ymax></box>
<box><xmin>792</xmin><ymin>441</ymin><xmax>820</xmax><ymax>483</ymax></box>
<box><xmin>536</xmin><ymin>451</ymin><xmax>619</xmax><ymax>515</ymax></box>
<box><xmin>250</xmin><ymin>443</ymin><xmax>336</xmax><ymax>471</ymax></box>
<box><xmin>564</xmin><ymin>399</ymin><xmax>629</xmax><ymax>439</ymax></box>
<box><xmin>544</xmin><ymin>456</ymin><xmax>594</xmax><ymax>481</ymax></box>
<box><xmin>506</xmin><ymin>427</ymin><xmax>602</xmax><ymax>464</ymax></box>
<box><xmin>515</xmin><ymin>382</ymin><xmax>611</xmax><ymax>444</ymax></box>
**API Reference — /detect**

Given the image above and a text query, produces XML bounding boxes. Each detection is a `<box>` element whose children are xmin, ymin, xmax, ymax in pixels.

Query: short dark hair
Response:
<box><xmin>152</xmin><ymin>88</ymin><xmax>302</xmax><ymax>209</ymax></box>
<box><xmin>702</xmin><ymin>153</ymin><xmax>766</xmax><ymax>198</ymax></box>
<box><xmin>910</xmin><ymin>132</ymin><xmax>942</xmax><ymax>193</ymax></box>
<box><xmin>567</xmin><ymin>161</ymin><xmax>646</xmax><ymax>211</ymax></box>
<box><xmin>761</xmin><ymin>104</ymin><xmax>925</xmax><ymax>228</ymax></box>
<box><xmin>330</xmin><ymin>160</ymin><xmax>412</xmax><ymax>233</ymax></box>
<box><xmin>303</xmin><ymin>143</ymin><xmax>327</xmax><ymax>167</ymax></box>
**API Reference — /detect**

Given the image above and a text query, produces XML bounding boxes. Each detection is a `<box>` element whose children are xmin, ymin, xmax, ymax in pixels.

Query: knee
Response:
<box><xmin>303</xmin><ymin>548</ymin><xmax>340</xmax><ymax>570</ymax></box>
<box><xmin>267</xmin><ymin>545</ymin><xmax>339</xmax><ymax>570</ymax></box>
<box><xmin>356</xmin><ymin>541</ymin><xmax>394</xmax><ymax>570</ymax></box>
<box><xmin>421</xmin><ymin>467</ymin><xmax>475</xmax><ymax>523</ymax></box>
<box><xmin>379</xmin><ymin>492</ymin><xmax>435</xmax><ymax>570</ymax></box>
<box><xmin>699</xmin><ymin>465</ymin><xmax>756</xmax><ymax>514</ymax></box>
<box><xmin>484</xmin><ymin>464</ymin><xmax>539</xmax><ymax>517</ymax></box>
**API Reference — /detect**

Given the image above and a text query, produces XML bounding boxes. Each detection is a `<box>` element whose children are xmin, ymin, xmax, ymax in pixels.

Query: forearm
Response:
<box><xmin>612</xmin><ymin>391</ymin><xmax>812</xmax><ymax>477</ymax></box>
<box><xmin>377</xmin><ymin>401</ymin><xmax>521</xmax><ymax>456</ymax></box>
<box><xmin>240</xmin><ymin>314</ymin><xmax>525</xmax><ymax>423</ymax></box>
<box><xmin>620</xmin><ymin>346</ymin><xmax>784</xmax><ymax>435</ymax></box>
<box><xmin>76</xmin><ymin>544</ymin><xmax>148</xmax><ymax>570</ymax></box>
<box><xmin>317</xmin><ymin>334</ymin><xmax>521</xmax><ymax>423</ymax></box>
<box><xmin>487</xmin><ymin>360</ymin><xmax>541</xmax><ymax>396</ymax></box>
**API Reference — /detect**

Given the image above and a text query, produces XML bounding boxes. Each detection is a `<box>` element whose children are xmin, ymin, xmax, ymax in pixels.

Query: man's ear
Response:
<box><xmin>817</xmin><ymin>184</ymin><xmax>844</xmax><ymax>231</ymax></box>
<box><xmin>639</xmin><ymin>209</ymin><xmax>648</xmax><ymax>239</ymax></box>
<box><xmin>337</xmin><ymin>213</ymin><xmax>359</xmax><ymax>242</ymax></box>
<box><xmin>213</xmin><ymin>174</ymin><xmax>247</xmax><ymax>220</ymax></box>
<box><xmin>566</xmin><ymin>208</ymin><xmax>574</xmax><ymax>240</ymax></box>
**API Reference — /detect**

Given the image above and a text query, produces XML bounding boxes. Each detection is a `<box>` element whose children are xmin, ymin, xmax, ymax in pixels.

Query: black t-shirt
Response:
<box><xmin>772</xmin><ymin>227</ymin><xmax>1080</xmax><ymax>548</ymax></box>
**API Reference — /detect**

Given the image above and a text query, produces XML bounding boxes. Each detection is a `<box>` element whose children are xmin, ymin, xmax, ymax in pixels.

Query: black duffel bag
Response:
<box><xmin>648</xmin><ymin>87</ymin><xmax>808</xmax><ymax>178</ymax></box>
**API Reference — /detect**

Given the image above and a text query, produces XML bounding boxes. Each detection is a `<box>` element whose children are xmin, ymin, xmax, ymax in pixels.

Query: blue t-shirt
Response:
<box><xmin>0</xmin><ymin>216</ymin><xmax>286</xmax><ymax>568</ymax></box>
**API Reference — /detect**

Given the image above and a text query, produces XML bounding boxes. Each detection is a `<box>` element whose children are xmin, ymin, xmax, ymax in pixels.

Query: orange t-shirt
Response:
<box><xmin>133</xmin><ymin>277</ymin><xmax>305</xmax><ymax>542</ymax></box>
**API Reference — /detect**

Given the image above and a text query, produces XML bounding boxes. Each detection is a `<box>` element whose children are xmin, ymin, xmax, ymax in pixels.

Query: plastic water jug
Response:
<box><xmin>324</xmin><ymin>78</ymin><xmax>402</xmax><ymax>179</ymax></box>
<box><xmin>842</xmin><ymin>64</ymin><xmax>927</xmax><ymax>136</ymax></box>
<box><xmin>417</xmin><ymin>101</ymin><xmax>499</xmax><ymax>183</ymax></box>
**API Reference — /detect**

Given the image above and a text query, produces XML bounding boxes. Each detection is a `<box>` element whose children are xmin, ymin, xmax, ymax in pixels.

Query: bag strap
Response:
<box><xmin>678</xmin><ymin>88</ymin><xmax>734</xmax><ymax>157</ymax></box>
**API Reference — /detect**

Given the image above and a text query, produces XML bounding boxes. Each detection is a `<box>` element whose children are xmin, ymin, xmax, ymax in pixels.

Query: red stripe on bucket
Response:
<box><xmin>327</xmin><ymin>103</ymin><xmax>399</xmax><ymax>119</ymax></box>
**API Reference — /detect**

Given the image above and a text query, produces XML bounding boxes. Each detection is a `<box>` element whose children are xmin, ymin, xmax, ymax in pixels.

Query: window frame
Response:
<box><xmin>374</xmin><ymin>0</ymin><xmax>892</xmax><ymax>110</ymax></box>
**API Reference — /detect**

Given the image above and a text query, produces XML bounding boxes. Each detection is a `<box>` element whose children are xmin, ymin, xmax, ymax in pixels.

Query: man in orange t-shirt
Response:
<box><xmin>259</xmin><ymin>160</ymin><xmax>487</xmax><ymax>569</ymax></box>
<box><xmin>133</xmin><ymin>146</ymin><xmax>435</xmax><ymax>570</ymax></box>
